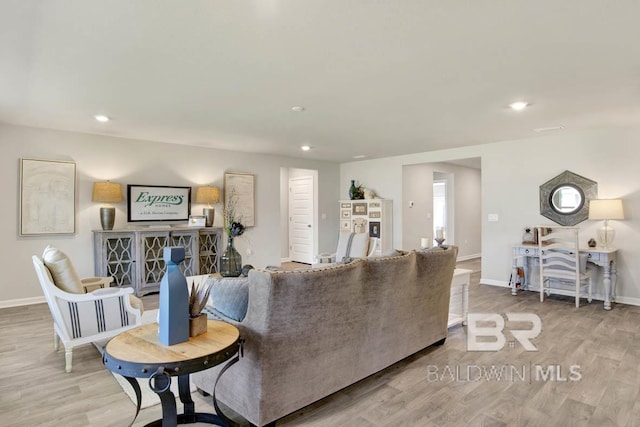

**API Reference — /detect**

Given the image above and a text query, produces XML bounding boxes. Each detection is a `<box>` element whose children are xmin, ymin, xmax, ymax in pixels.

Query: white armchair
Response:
<box><xmin>313</xmin><ymin>231</ymin><xmax>378</xmax><ymax>267</ymax></box>
<box><xmin>32</xmin><ymin>246</ymin><xmax>143</xmax><ymax>372</ymax></box>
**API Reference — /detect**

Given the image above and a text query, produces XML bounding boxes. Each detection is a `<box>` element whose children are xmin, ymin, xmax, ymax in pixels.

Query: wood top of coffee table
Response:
<box><xmin>105</xmin><ymin>320</ymin><xmax>239</xmax><ymax>367</ymax></box>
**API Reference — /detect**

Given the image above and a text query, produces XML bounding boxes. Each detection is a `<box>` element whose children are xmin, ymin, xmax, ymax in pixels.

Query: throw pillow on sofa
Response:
<box><xmin>205</xmin><ymin>276</ymin><xmax>249</xmax><ymax>322</ymax></box>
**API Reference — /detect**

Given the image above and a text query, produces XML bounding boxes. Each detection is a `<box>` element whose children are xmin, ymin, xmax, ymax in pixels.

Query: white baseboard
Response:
<box><xmin>610</xmin><ymin>295</ymin><xmax>640</xmax><ymax>307</ymax></box>
<box><xmin>281</xmin><ymin>257</ymin><xmax>291</xmax><ymax>263</ymax></box>
<box><xmin>480</xmin><ymin>278</ymin><xmax>511</xmax><ymax>288</ymax></box>
<box><xmin>0</xmin><ymin>296</ymin><xmax>46</xmax><ymax>309</ymax></box>
<box><xmin>479</xmin><ymin>280</ymin><xmax>640</xmax><ymax>308</ymax></box>
<box><xmin>457</xmin><ymin>253</ymin><xmax>481</xmax><ymax>262</ymax></box>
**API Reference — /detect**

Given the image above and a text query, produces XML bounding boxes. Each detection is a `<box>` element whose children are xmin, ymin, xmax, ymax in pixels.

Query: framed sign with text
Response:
<box><xmin>127</xmin><ymin>185</ymin><xmax>191</xmax><ymax>222</ymax></box>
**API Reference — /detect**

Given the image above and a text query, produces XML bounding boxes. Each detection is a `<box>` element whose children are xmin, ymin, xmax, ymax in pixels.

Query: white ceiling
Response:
<box><xmin>2</xmin><ymin>1</ymin><xmax>640</xmax><ymax>162</ymax></box>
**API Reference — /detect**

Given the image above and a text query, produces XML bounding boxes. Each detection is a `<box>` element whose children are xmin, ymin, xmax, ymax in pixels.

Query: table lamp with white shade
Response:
<box><xmin>588</xmin><ymin>199</ymin><xmax>624</xmax><ymax>248</ymax></box>
<box><xmin>92</xmin><ymin>181</ymin><xmax>122</xmax><ymax>230</ymax></box>
<box><xmin>195</xmin><ymin>185</ymin><xmax>220</xmax><ymax>227</ymax></box>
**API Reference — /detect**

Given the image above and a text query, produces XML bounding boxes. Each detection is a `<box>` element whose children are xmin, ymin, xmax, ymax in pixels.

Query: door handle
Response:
<box><xmin>307</xmin><ymin>224</ymin><xmax>312</xmax><ymax>228</ymax></box>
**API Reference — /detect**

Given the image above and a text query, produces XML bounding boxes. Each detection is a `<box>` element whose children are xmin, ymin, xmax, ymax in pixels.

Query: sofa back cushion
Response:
<box><xmin>42</xmin><ymin>245</ymin><xmax>83</xmax><ymax>294</ymax></box>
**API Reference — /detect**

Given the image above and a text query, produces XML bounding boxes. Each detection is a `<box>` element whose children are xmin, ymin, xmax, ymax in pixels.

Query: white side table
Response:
<box><xmin>449</xmin><ymin>268</ymin><xmax>471</xmax><ymax>328</ymax></box>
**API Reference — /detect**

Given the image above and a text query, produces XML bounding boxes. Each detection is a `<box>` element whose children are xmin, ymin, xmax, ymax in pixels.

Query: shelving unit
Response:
<box><xmin>338</xmin><ymin>199</ymin><xmax>392</xmax><ymax>256</ymax></box>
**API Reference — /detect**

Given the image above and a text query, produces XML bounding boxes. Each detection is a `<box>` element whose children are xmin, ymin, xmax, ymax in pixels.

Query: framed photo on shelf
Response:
<box><xmin>341</xmin><ymin>209</ymin><xmax>351</xmax><ymax>219</ymax></box>
<box><xmin>188</xmin><ymin>215</ymin><xmax>206</xmax><ymax>227</ymax></box>
<box><xmin>20</xmin><ymin>158</ymin><xmax>76</xmax><ymax>236</ymax></box>
<box><xmin>369</xmin><ymin>221</ymin><xmax>381</xmax><ymax>238</ymax></box>
<box><xmin>341</xmin><ymin>220</ymin><xmax>351</xmax><ymax>231</ymax></box>
<box><xmin>352</xmin><ymin>202</ymin><xmax>367</xmax><ymax>216</ymax></box>
<box><xmin>224</xmin><ymin>172</ymin><xmax>255</xmax><ymax>227</ymax></box>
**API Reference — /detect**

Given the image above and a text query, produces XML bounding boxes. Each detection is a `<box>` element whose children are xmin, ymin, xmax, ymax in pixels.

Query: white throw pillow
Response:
<box><xmin>42</xmin><ymin>245</ymin><xmax>83</xmax><ymax>294</ymax></box>
<box><xmin>335</xmin><ymin>231</ymin><xmax>370</xmax><ymax>261</ymax></box>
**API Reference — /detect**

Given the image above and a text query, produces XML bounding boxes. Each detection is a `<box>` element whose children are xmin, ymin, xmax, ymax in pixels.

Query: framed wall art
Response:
<box><xmin>127</xmin><ymin>185</ymin><xmax>191</xmax><ymax>222</ymax></box>
<box><xmin>20</xmin><ymin>158</ymin><xmax>76</xmax><ymax>236</ymax></box>
<box><xmin>224</xmin><ymin>172</ymin><xmax>255</xmax><ymax>227</ymax></box>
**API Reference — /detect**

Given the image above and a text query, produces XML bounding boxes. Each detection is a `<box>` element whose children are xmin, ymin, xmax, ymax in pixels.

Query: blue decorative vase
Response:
<box><xmin>158</xmin><ymin>247</ymin><xmax>189</xmax><ymax>345</ymax></box>
<box><xmin>349</xmin><ymin>180</ymin><xmax>357</xmax><ymax>200</ymax></box>
<box><xmin>220</xmin><ymin>237</ymin><xmax>242</xmax><ymax>277</ymax></box>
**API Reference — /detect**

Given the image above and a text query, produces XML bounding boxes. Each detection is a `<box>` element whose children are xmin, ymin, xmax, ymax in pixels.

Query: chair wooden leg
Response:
<box><xmin>65</xmin><ymin>348</ymin><xmax>73</xmax><ymax>373</ymax></box>
<box><xmin>575</xmin><ymin>279</ymin><xmax>580</xmax><ymax>308</ymax></box>
<box><xmin>588</xmin><ymin>278</ymin><xmax>593</xmax><ymax>303</ymax></box>
<box><xmin>54</xmin><ymin>331</ymin><xmax>59</xmax><ymax>351</ymax></box>
<box><xmin>540</xmin><ymin>279</ymin><xmax>545</xmax><ymax>302</ymax></box>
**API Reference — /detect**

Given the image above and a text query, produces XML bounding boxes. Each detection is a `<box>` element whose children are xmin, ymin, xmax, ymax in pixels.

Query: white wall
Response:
<box><xmin>1</xmin><ymin>123</ymin><xmax>339</xmax><ymax>306</ymax></box>
<box><xmin>341</xmin><ymin>127</ymin><xmax>640</xmax><ymax>305</ymax></box>
<box><xmin>402</xmin><ymin>162</ymin><xmax>481</xmax><ymax>259</ymax></box>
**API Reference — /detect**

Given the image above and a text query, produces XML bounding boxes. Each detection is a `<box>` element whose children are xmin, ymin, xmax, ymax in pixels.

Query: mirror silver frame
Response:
<box><xmin>539</xmin><ymin>170</ymin><xmax>597</xmax><ymax>226</ymax></box>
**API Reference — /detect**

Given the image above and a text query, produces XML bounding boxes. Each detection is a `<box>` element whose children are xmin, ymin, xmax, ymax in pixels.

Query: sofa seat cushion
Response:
<box><xmin>42</xmin><ymin>245</ymin><xmax>83</xmax><ymax>294</ymax></box>
<box><xmin>205</xmin><ymin>276</ymin><xmax>249</xmax><ymax>322</ymax></box>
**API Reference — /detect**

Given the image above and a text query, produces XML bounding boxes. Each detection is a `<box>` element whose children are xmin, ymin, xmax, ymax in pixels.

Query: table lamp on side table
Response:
<box><xmin>588</xmin><ymin>199</ymin><xmax>624</xmax><ymax>248</ymax></box>
<box><xmin>196</xmin><ymin>185</ymin><xmax>220</xmax><ymax>227</ymax></box>
<box><xmin>92</xmin><ymin>181</ymin><xmax>122</xmax><ymax>231</ymax></box>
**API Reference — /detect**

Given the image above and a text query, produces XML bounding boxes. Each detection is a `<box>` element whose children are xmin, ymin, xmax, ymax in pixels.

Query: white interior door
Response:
<box><xmin>289</xmin><ymin>176</ymin><xmax>314</xmax><ymax>264</ymax></box>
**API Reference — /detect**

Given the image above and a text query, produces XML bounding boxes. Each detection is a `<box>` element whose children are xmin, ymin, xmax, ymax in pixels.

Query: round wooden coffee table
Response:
<box><xmin>103</xmin><ymin>320</ymin><xmax>240</xmax><ymax>427</ymax></box>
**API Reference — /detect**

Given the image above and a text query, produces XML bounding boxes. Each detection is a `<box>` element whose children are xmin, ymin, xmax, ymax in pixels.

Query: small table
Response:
<box><xmin>449</xmin><ymin>268</ymin><xmax>471</xmax><ymax>327</ymax></box>
<box><xmin>103</xmin><ymin>320</ymin><xmax>240</xmax><ymax>427</ymax></box>
<box><xmin>511</xmin><ymin>244</ymin><xmax>618</xmax><ymax>310</ymax></box>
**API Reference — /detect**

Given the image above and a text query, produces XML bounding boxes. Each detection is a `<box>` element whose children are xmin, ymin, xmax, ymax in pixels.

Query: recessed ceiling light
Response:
<box><xmin>291</xmin><ymin>106</ymin><xmax>305</xmax><ymax>112</ymax></box>
<box><xmin>301</xmin><ymin>145</ymin><xmax>311</xmax><ymax>151</ymax></box>
<box><xmin>509</xmin><ymin>102</ymin><xmax>528</xmax><ymax>111</ymax></box>
<box><xmin>352</xmin><ymin>155</ymin><xmax>368</xmax><ymax>159</ymax></box>
<box><xmin>94</xmin><ymin>115</ymin><xmax>110</xmax><ymax>122</ymax></box>
<box><xmin>534</xmin><ymin>125</ymin><xmax>564</xmax><ymax>133</ymax></box>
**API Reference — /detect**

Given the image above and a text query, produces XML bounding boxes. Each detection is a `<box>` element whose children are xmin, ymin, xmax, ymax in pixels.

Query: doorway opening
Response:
<box><xmin>433</xmin><ymin>180</ymin><xmax>446</xmax><ymax>246</ymax></box>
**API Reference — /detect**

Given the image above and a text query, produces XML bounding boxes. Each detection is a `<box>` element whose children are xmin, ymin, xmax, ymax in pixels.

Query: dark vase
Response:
<box><xmin>221</xmin><ymin>236</ymin><xmax>242</xmax><ymax>277</ymax></box>
<box><xmin>349</xmin><ymin>180</ymin><xmax>357</xmax><ymax>200</ymax></box>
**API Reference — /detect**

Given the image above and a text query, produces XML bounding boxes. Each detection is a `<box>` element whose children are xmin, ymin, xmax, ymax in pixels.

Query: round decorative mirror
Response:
<box><xmin>539</xmin><ymin>171</ymin><xmax>597</xmax><ymax>226</ymax></box>
<box><xmin>550</xmin><ymin>185</ymin><xmax>584</xmax><ymax>214</ymax></box>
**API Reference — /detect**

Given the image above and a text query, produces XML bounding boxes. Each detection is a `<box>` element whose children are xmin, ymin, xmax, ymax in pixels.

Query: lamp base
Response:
<box><xmin>597</xmin><ymin>225</ymin><xmax>615</xmax><ymax>248</ymax></box>
<box><xmin>203</xmin><ymin>207</ymin><xmax>215</xmax><ymax>227</ymax></box>
<box><xmin>100</xmin><ymin>207</ymin><xmax>115</xmax><ymax>230</ymax></box>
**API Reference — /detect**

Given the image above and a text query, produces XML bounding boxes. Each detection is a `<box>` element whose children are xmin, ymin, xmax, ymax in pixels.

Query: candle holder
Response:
<box><xmin>420</xmin><ymin>237</ymin><xmax>431</xmax><ymax>250</ymax></box>
<box><xmin>435</xmin><ymin>237</ymin><xmax>446</xmax><ymax>247</ymax></box>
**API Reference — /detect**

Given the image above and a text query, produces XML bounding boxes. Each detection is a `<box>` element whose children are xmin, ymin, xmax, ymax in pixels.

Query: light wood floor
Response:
<box><xmin>2</xmin><ymin>258</ymin><xmax>639</xmax><ymax>426</ymax></box>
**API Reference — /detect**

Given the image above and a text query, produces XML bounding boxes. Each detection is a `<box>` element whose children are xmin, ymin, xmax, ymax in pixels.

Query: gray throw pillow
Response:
<box><xmin>205</xmin><ymin>277</ymin><xmax>249</xmax><ymax>322</ymax></box>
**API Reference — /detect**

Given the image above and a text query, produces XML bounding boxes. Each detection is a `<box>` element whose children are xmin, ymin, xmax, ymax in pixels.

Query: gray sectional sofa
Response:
<box><xmin>193</xmin><ymin>247</ymin><xmax>458</xmax><ymax>426</ymax></box>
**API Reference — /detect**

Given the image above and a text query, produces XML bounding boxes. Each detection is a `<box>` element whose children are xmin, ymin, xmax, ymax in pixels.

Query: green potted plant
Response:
<box><xmin>188</xmin><ymin>281</ymin><xmax>212</xmax><ymax>337</ymax></box>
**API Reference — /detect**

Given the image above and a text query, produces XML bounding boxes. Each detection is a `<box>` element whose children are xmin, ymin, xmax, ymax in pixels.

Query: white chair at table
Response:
<box><xmin>537</xmin><ymin>226</ymin><xmax>592</xmax><ymax>308</ymax></box>
<box><xmin>32</xmin><ymin>245</ymin><xmax>143</xmax><ymax>372</ymax></box>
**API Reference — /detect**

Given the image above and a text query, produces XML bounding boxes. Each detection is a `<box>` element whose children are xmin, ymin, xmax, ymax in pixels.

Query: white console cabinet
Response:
<box><xmin>93</xmin><ymin>227</ymin><xmax>222</xmax><ymax>296</ymax></box>
<box><xmin>338</xmin><ymin>199</ymin><xmax>392</xmax><ymax>256</ymax></box>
